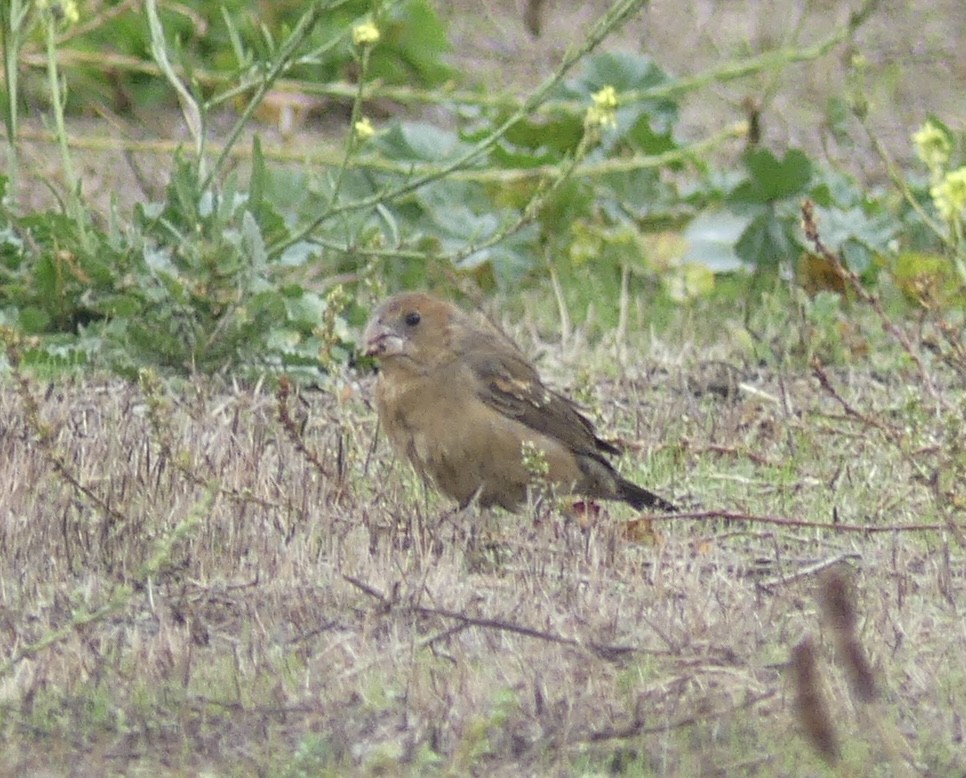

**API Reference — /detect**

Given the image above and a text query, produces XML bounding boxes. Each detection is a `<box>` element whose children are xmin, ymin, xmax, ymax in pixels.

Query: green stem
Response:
<box><xmin>19</xmin><ymin>114</ymin><xmax>742</xmax><ymax>183</ymax></box>
<box><xmin>0</xmin><ymin>586</ymin><xmax>133</xmax><ymax>677</ymax></box>
<box><xmin>201</xmin><ymin>0</ymin><xmax>349</xmax><ymax>190</ymax></box>
<box><xmin>45</xmin><ymin>23</ymin><xmax>72</xmax><ymax>186</ymax></box>
<box><xmin>44</xmin><ymin>16</ymin><xmax>88</xmax><ymax>247</ymax></box>
<box><xmin>144</xmin><ymin>0</ymin><xmax>204</xmax><ymax>165</ymax></box>
<box><xmin>320</xmin><ymin>29</ymin><xmax>374</xmax><ymax>213</ymax></box>
<box><xmin>1</xmin><ymin>0</ymin><xmax>28</xmax><ymax>184</ymax></box>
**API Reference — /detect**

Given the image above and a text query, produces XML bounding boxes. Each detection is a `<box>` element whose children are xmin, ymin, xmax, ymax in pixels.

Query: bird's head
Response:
<box><xmin>363</xmin><ymin>292</ymin><xmax>459</xmax><ymax>371</ymax></box>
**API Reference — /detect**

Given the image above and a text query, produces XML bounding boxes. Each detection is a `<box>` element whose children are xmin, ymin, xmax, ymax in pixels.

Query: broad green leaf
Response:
<box><xmin>731</xmin><ymin>148</ymin><xmax>812</xmax><ymax>204</ymax></box>
<box><xmin>808</xmin><ymin>205</ymin><xmax>895</xmax><ymax>254</ymax></box>
<box><xmin>841</xmin><ymin>239</ymin><xmax>872</xmax><ymax>275</ymax></box>
<box><xmin>596</xmin><ymin>167</ymin><xmax>675</xmax><ymax>222</ymax></box>
<box><xmin>368</xmin><ymin>0</ymin><xmax>453</xmax><ymax>86</ymax></box>
<box><xmin>563</xmin><ymin>52</ymin><xmax>677</xmax><ymax>129</ymax></box>
<box><xmin>497</xmin><ymin>115</ymin><xmax>584</xmax><ymax>158</ymax></box>
<box><xmin>278</xmin><ymin>241</ymin><xmax>321</xmax><ymax>268</ymax></box>
<box><xmin>735</xmin><ymin>210</ymin><xmax>795</xmax><ymax>266</ymax></box>
<box><xmin>626</xmin><ymin>113</ymin><xmax>677</xmax><ymax>156</ymax></box>
<box><xmin>681</xmin><ymin>211</ymin><xmax>751</xmax><ymax>272</ymax></box>
<box><xmin>808</xmin><ymin>166</ymin><xmax>868</xmax><ymax>209</ymax></box>
<box><xmin>376</xmin><ymin>122</ymin><xmax>468</xmax><ymax>163</ymax></box>
<box><xmin>538</xmin><ymin>180</ymin><xmax>594</xmax><ymax>242</ymax></box>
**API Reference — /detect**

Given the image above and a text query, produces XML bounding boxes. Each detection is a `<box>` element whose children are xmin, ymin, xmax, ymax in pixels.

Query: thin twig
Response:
<box><xmin>276</xmin><ymin>376</ymin><xmax>332</xmax><ymax>479</ymax></box>
<box><xmin>342</xmin><ymin>574</ymin><xmax>666</xmax><ymax>661</ymax></box>
<box><xmin>581</xmin><ymin>689</ymin><xmax>776</xmax><ymax>742</ymax></box>
<box><xmin>759</xmin><ymin>552</ymin><xmax>862</xmax><ymax>589</ymax></box>
<box><xmin>810</xmin><ymin>359</ymin><xmax>900</xmax><ymax>440</ymax></box>
<box><xmin>651</xmin><ymin>510</ymin><xmax>952</xmax><ymax>534</ymax></box>
<box><xmin>801</xmin><ymin>200</ymin><xmax>942</xmax><ymax>406</ymax></box>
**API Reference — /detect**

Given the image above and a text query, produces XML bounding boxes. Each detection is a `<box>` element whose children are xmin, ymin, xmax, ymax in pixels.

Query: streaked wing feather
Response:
<box><xmin>465</xmin><ymin>346</ymin><xmax>619</xmax><ymax>458</ymax></box>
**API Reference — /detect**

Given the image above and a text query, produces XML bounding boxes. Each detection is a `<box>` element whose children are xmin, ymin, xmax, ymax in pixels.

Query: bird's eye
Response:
<box><xmin>404</xmin><ymin>311</ymin><xmax>421</xmax><ymax>327</ymax></box>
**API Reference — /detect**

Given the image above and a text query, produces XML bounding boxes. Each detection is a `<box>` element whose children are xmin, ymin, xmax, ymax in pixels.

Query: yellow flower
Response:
<box><xmin>913</xmin><ymin>121</ymin><xmax>951</xmax><ymax>173</ymax></box>
<box><xmin>352</xmin><ymin>22</ymin><xmax>380</xmax><ymax>47</ymax></box>
<box><xmin>930</xmin><ymin>167</ymin><xmax>966</xmax><ymax>222</ymax></box>
<box><xmin>592</xmin><ymin>85</ymin><xmax>619</xmax><ymax>111</ymax></box>
<box><xmin>354</xmin><ymin>117</ymin><xmax>375</xmax><ymax>141</ymax></box>
<box><xmin>36</xmin><ymin>0</ymin><xmax>80</xmax><ymax>25</ymax></box>
<box><xmin>585</xmin><ymin>85</ymin><xmax>619</xmax><ymax>129</ymax></box>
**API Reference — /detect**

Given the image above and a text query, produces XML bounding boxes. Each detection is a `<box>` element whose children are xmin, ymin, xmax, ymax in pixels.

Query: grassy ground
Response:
<box><xmin>2</xmin><ymin>283</ymin><xmax>964</xmax><ymax>775</ymax></box>
<box><xmin>3</xmin><ymin>1</ymin><xmax>965</xmax><ymax>775</ymax></box>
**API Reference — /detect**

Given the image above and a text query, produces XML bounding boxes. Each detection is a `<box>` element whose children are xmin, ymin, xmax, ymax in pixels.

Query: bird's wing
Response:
<box><xmin>464</xmin><ymin>342</ymin><xmax>620</xmax><ymax>458</ymax></box>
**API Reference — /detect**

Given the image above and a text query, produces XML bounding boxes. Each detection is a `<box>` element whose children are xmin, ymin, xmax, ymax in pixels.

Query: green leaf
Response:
<box><xmin>538</xmin><ymin>180</ymin><xmax>594</xmax><ymax>241</ymax></box>
<box><xmin>792</xmin><ymin>199</ymin><xmax>889</xmax><ymax>278</ymax></box>
<box><xmin>240</xmin><ymin>210</ymin><xmax>268</xmax><ymax>270</ymax></box>
<box><xmin>278</xmin><ymin>242</ymin><xmax>320</xmax><ymax>268</ymax></box>
<box><xmin>735</xmin><ymin>210</ymin><xmax>795</xmax><ymax>267</ymax></box>
<box><xmin>248</xmin><ymin>135</ymin><xmax>266</xmax><ymax>218</ymax></box>
<box><xmin>497</xmin><ymin>115</ymin><xmax>584</xmax><ymax>159</ymax></box>
<box><xmin>376</xmin><ymin>122</ymin><xmax>468</xmax><ymax>163</ymax></box>
<box><xmin>808</xmin><ymin>166</ymin><xmax>864</xmax><ymax>209</ymax></box>
<box><xmin>625</xmin><ymin>113</ymin><xmax>677</xmax><ymax>156</ymax></box>
<box><xmin>368</xmin><ymin>0</ymin><xmax>453</xmax><ymax>86</ymax></box>
<box><xmin>33</xmin><ymin>254</ymin><xmax>58</xmax><ymax>300</ymax></box>
<box><xmin>731</xmin><ymin>148</ymin><xmax>812</xmax><ymax>204</ymax></box>
<box><xmin>456</xmin><ymin>238</ymin><xmax>535</xmax><ymax>282</ymax></box>
<box><xmin>596</xmin><ymin>168</ymin><xmax>673</xmax><ymax>221</ymax></box>
<box><xmin>682</xmin><ymin>211</ymin><xmax>751</xmax><ymax>272</ymax></box>
<box><xmin>564</xmin><ymin>52</ymin><xmax>677</xmax><ymax>127</ymax></box>
<box><xmin>841</xmin><ymin>240</ymin><xmax>872</xmax><ymax>276</ymax></box>
<box><xmin>561</xmin><ymin>52</ymin><xmax>679</xmax><ymax>147</ymax></box>
<box><xmin>0</xmin><ymin>225</ymin><xmax>25</xmax><ymax>267</ymax></box>
<box><xmin>98</xmin><ymin>293</ymin><xmax>142</xmax><ymax>318</ymax></box>
<box><xmin>19</xmin><ymin>306</ymin><xmax>51</xmax><ymax>334</ymax></box>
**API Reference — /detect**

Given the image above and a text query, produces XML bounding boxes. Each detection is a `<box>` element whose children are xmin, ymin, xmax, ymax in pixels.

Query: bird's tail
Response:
<box><xmin>618</xmin><ymin>478</ymin><xmax>678</xmax><ymax>512</ymax></box>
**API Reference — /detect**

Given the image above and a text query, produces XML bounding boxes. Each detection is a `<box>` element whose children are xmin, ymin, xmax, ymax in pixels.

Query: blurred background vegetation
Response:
<box><xmin>0</xmin><ymin>0</ymin><xmax>963</xmax><ymax>379</ymax></box>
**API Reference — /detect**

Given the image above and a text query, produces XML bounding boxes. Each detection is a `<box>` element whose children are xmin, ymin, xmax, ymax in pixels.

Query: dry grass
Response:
<box><xmin>3</xmin><ymin>2</ymin><xmax>965</xmax><ymax>773</ymax></box>
<box><xmin>1</xmin><ymin>292</ymin><xmax>964</xmax><ymax>776</ymax></box>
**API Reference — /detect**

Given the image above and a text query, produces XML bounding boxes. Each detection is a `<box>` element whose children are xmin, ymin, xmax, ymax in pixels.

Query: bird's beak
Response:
<box><xmin>362</xmin><ymin>321</ymin><xmax>405</xmax><ymax>358</ymax></box>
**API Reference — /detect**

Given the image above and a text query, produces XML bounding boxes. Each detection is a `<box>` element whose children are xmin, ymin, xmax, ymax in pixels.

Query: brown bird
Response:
<box><xmin>363</xmin><ymin>292</ymin><xmax>677</xmax><ymax>513</ymax></box>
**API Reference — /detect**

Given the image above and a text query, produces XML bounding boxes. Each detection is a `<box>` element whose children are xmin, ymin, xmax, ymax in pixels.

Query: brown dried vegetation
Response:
<box><xmin>1</xmin><ymin>295</ymin><xmax>964</xmax><ymax>775</ymax></box>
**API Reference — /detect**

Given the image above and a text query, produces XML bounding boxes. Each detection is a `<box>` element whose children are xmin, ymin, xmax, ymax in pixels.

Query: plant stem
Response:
<box><xmin>44</xmin><ymin>16</ymin><xmax>89</xmax><ymax>248</ymax></box>
<box><xmin>201</xmin><ymin>0</ymin><xmax>345</xmax><ymax>190</ymax></box>
<box><xmin>0</xmin><ymin>0</ymin><xmax>28</xmax><ymax>185</ymax></box>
